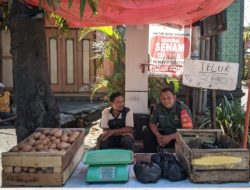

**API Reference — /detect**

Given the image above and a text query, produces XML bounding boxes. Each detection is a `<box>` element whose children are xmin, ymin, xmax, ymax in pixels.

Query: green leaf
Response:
<box><xmin>82</xmin><ymin>26</ymin><xmax>126</xmax><ymax>101</ymax></box>
<box><xmin>88</xmin><ymin>0</ymin><xmax>98</xmax><ymax>15</ymax></box>
<box><xmin>80</xmin><ymin>0</ymin><xmax>86</xmax><ymax>18</ymax></box>
<box><xmin>79</xmin><ymin>26</ymin><xmax>117</xmax><ymax>41</ymax></box>
<box><xmin>165</xmin><ymin>78</ymin><xmax>181</xmax><ymax>93</ymax></box>
<box><xmin>91</xmin><ymin>78</ymin><xmax>108</xmax><ymax>100</ymax></box>
<box><xmin>50</xmin><ymin>13</ymin><xmax>70</xmax><ymax>37</ymax></box>
<box><xmin>68</xmin><ymin>0</ymin><xmax>73</xmax><ymax>8</ymax></box>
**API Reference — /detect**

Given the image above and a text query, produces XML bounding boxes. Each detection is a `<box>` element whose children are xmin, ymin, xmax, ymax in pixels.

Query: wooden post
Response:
<box><xmin>243</xmin><ymin>81</ymin><xmax>250</xmax><ymax>148</ymax></box>
<box><xmin>198</xmin><ymin>38</ymin><xmax>206</xmax><ymax>115</ymax></box>
<box><xmin>210</xmin><ymin>36</ymin><xmax>217</xmax><ymax>128</ymax></box>
<box><xmin>190</xmin><ymin>24</ymin><xmax>201</xmax><ymax>127</ymax></box>
<box><xmin>192</xmin><ymin>88</ymin><xmax>197</xmax><ymax>128</ymax></box>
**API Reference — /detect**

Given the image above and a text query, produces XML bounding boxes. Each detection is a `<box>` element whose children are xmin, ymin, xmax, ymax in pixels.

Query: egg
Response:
<box><xmin>28</xmin><ymin>167</ymin><xmax>37</xmax><ymax>173</ymax></box>
<box><xmin>68</xmin><ymin>136</ymin><xmax>76</xmax><ymax>143</ymax></box>
<box><xmin>50</xmin><ymin>128</ymin><xmax>59</xmax><ymax>135</ymax></box>
<box><xmin>54</xmin><ymin>139</ymin><xmax>61</xmax><ymax>144</ymax></box>
<box><xmin>61</xmin><ymin>134</ymin><xmax>68</xmax><ymax>142</ymax></box>
<box><xmin>22</xmin><ymin>167</ymin><xmax>28</xmax><ymax>172</ymax></box>
<box><xmin>50</xmin><ymin>143</ymin><xmax>57</xmax><ymax>149</ymax></box>
<box><xmin>11</xmin><ymin>146</ymin><xmax>19</xmax><ymax>152</ymax></box>
<box><xmin>35</xmin><ymin>144</ymin><xmax>44</xmax><ymax>151</ymax></box>
<box><xmin>33</xmin><ymin>132</ymin><xmax>42</xmax><ymax>140</ymax></box>
<box><xmin>39</xmin><ymin>134</ymin><xmax>46</xmax><ymax>140</ymax></box>
<box><xmin>43</xmin><ymin>129</ymin><xmax>50</xmax><ymax>135</ymax></box>
<box><xmin>21</xmin><ymin>145</ymin><xmax>33</xmax><ymax>152</ymax></box>
<box><xmin>54</xmin><ymin>130</ymin><xmax>63</xmax><ymax>138</ymax></box>
<box><xmin>14</xmin><ymin>167</ymin><xmax>22</xmax><ymax>173</ymax></box>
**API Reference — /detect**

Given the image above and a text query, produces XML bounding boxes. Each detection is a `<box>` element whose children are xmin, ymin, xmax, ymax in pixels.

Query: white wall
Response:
<box><xmin>125</xmin><ymin>25</ymin><xmax>149</xmax><ymax>114</ymax></box>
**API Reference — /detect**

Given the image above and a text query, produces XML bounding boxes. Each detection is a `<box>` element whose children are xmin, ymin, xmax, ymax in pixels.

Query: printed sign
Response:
<box><xmin>183</xmin><ymin>59</ymin><xmax>239</xmax><ymax>91</ymax></box>
<box><xmin>149</xmin><ymin>24</ymin><xmax>191</xmax><ymax>78</ymax></box>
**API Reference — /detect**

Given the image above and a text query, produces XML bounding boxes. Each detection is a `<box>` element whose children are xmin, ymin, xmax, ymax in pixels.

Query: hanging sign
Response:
<box><xmin>148</xmin><ymin>24</ymin><xmax>191</xmax><ymax>78</ymax></box>
<box><xmin>183</xmin><ymin>59</ymin><xmax>239</xmax><ymax>90</ymax></box>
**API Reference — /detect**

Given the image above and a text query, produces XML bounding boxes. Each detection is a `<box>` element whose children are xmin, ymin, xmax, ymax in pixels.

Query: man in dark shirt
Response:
<box><xmin>143</xmin><ymin>87</ymin><xmax>193</xmax><ymax>152</ymax></box>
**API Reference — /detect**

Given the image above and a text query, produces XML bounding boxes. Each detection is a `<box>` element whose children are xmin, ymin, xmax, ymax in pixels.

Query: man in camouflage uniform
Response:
<box><xmin>143</xmin><ymin>87</ymin><xmax>193</xmax><ymax>152</ymax></box>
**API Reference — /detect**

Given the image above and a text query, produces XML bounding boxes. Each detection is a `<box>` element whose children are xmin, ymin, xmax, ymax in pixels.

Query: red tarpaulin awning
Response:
<box><xmin>26</xmin><ymin>0</ymin><xmax>234</xmax><ymax>27</ymax></box>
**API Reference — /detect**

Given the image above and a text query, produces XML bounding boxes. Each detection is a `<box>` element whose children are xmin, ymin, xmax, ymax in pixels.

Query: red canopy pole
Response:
<box><xmin>243</xmin><ymin>79</ymin><xmax>250</xmax><ymax>148</ymax></box>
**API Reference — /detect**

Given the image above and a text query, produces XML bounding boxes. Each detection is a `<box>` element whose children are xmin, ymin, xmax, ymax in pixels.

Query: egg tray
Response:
<box><xmin>1</xmin><ymin>128</ymin><xmax>85</xmax><ymax>187</ymax></box>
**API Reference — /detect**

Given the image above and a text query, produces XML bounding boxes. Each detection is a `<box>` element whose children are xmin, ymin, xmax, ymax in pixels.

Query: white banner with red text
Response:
<box><xmin>148</xmin><ymin>24</ymin><xmax>191</xmax><ymax>78</ymax></box>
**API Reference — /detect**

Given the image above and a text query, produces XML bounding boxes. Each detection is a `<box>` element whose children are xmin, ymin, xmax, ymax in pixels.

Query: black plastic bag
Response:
<box><xmin>134</xmin><ymin>161</ymin><xmax>161</xmax><ymax>183</ymax></box>
<box><xmin>151</xmin><ymin>152</ymin><xmax>187</xmax><ymax>181</ymax></box>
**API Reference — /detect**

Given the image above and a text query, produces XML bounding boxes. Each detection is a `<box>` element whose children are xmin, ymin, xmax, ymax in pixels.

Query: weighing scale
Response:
<box><xmin>82</xmin><ymin>149</ymin><xmax>133</xmax><ymax>183</ymax></box>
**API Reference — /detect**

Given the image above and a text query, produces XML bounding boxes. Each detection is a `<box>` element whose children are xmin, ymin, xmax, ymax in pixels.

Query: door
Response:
<box><xmin>46</xmin><ymin>29</ymin><xmax>94</xmax><ymax>93</ymax></box>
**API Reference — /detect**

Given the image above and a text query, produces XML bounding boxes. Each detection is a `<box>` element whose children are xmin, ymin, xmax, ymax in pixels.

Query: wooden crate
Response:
<box><xmin>175</xmin><ymin>129</ymin><xmax>249</xmax><ymax>183</ymax></box>
<box><xmin>2</xmin><ymin>128</ymin><xmax>85</xmax><ymax>187</ymax></box>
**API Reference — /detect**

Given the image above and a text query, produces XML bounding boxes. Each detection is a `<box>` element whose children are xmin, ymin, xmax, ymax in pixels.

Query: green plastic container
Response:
<box><xmin>82</xmin><ymin>149</ymin><xmax>133</xmax><ymax>165</ymax></box>
<box><xmin>86</xmin><ymin>165</ymin><xmax>129</xmax><ymax>183</ymax></box>
<box><xmin>83</xmin><ymin>149</ymin><xmax>133</xmax><ymax>183</ymax></box>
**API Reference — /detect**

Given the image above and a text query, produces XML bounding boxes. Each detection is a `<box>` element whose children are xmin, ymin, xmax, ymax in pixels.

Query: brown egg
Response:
<box><xmin>27</xmin><ymin>137</ymin><xmax>36</xmax><ymax>143</ymax></box>
<box><xmin>73</xmin><ymin>131</ymin><xmax>80</xmax><ymax>137</ymax></box>
<box><xmin>43</xmin><ymin>129</ymin><xmax>50</xmax><ymax>135</ymax></box>
<box><xmin>67</xmin><ymin>131</ymin><xmax>73</xmax><ymax>136</ymax></box>
<box><xmin>54</xmin><ymin>129</ymin><xmax>63</xmax><ymax>138</ymax></box>
<box><xmin>36</xmin><ymin>144</ymin><xmax>44</xmax><ymax>151</ymax></box>
<box><xmin>50</xmin><ymin>143</ymin><xmax>57</xmax><ymax>149</ymax></box>
<box><xmin>22</xmin><ymin>167</ymin><xmax>28</xmax><ymax>172</ymax></box>
<box><xmin>56</xmin><ymin>143</ymin><xmax>61</xmax><ymax>149</ymax></box>
<box><xmin>50</xmin><ymin>136</ymin><xmax>57</xmax><ymax>141</ymax></box>
<box><xmin>54</xmin><ymin>139</ymin><xmax>61</xmax><ymax>144</ymax></box>
<box><xmin>41</xmin><ymin>139</ymin><xmax>48</xmax><ymax>145</ymax></box>
<box><xmin>44</xmin><ymin>145</ymin><xmax>49</xmax><ymax>150</ymax></box>
<box><xmin>50</xmin><ymin>128</ymin><xmax>59</xmax><ymax>135</ymax></box>
<box><xmin>22</xmin><ymin>145</ymin><xmax>33</xmax><ymax>152</ymax></box>
<box><xmin>11</xmin><ymin>146</ymin><xmax>19</xmax><ymax>152</ymax></box>
<box><xmin>33</xmin><ymin>132</ymin><xmax>42</xmax><ymax>140</ymax></box>
<box><xmin>61</xmin><ymin>134</ymin><xmax>68</xmax><ymax>142</ymax></box>
<box><xmin>68</xmin><ymin>136</ymin><xmax>76</xmax><ymax>143</ymax></box>
<box><xmin>14</xmin><ymin>167</ymin><xmax>22</xmax><ymax>173</ymax></box>
<box><xmin>18</xmin><ymin>143</ymin><xmax>26</xmax><ymax>149</ymax></box>
<box><xmin>26</xmin><ymin>140</ymin><xmax>35</xmax><ymax>147</ymax></box>
<box><xmin>60</xmin><ymin>142</ymin><xmax>70</xmax><ymax>149</ymax></box>
<box><xmin>34</xmin><ymin>140</ymin><xmax>41</xmax><ymax>145</ymax></box>
<box><xmin>39</xmin><ymin>134</ymin><xmax>46</xmax><ymax>140</ymax></box>
<box><xmin>28</xmin><ymin>167</ymin><xmax>37</xmax><ymax>173</ymax></box>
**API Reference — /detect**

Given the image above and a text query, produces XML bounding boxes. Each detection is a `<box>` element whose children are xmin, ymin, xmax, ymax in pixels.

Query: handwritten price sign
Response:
<box><xmin>183</xmin><ymin>60</ymin><xmax>239</xmax><ymax>91</ymax></box>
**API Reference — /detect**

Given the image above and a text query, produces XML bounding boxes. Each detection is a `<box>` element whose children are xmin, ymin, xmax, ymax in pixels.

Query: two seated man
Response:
<box><xmin>98</xmin><ymin>88</ymin><xmax>193</xmax><ymax>152</ymax></box>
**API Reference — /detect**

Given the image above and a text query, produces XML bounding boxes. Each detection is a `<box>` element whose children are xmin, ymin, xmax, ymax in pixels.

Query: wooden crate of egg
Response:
<box><xmin>1</xmin><ymin>128</ymin><xmax>85</xmax><ymax>187</ymax></box>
